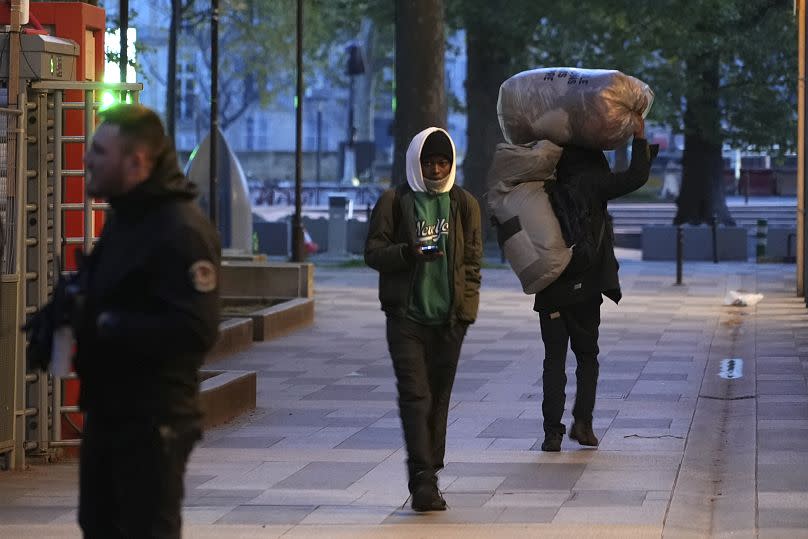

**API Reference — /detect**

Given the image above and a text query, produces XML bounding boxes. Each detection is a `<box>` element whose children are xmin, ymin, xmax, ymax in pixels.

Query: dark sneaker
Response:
<box><xmin>569</xmin><ymin>421</ymin><xmax>599</xmax><ymax>447</ymax></box>
<box><xmin>541</xmin><ymin>431</ymin><xmax>563</xmax><ymax>452</ymax></box>
<box><xmin>411</xmin><ymin>472</ymin><xmax>447</xmax><ymax>512</ymax></box>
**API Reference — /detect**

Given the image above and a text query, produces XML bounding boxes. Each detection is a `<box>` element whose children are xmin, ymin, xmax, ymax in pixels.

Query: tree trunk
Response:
<box><xmin>674</xmin><ymin>55</ymin><xmax>735</xmax><ymax>226</ymax></box>
<box><xmin>463</xmin><ymin>21</ymin><xmax>506</xmax><ymax>199</ymax></box>
<box><xmin>392</xmin><ymin>0</ymin><xmax>446</xmax><ymax>185</ymax></box>
<box><xmin>462</xmin><ymin>11</ymin><xmax>531</xmax><ymax>240</ymax></box>
<box><xmin>355</xmin><ymin>17</ymin><xmax>375</xmax><ymax>142</ymax></box>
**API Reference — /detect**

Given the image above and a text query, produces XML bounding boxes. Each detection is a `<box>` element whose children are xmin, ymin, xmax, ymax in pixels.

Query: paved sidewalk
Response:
<box><xmin>1</xmin><ymin>260</ymin><xmax>807</xmax><ymax>538</ymax></box>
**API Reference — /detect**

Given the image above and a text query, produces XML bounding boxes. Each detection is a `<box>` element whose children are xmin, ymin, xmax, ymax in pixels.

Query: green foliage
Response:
<box><xmin>170</xmin><ymin>0</ymin><xmax>388</xmax><ymax>127</ymax></box>
<box><xmin>156</xmin><ymin>0</ymin><xmax>795</xmax><ymax>154</ymax></box>
<box><xmin>526</xmin><ymin>0</ymin><xmax>796</xmax><ymax>153</ymax></box>
<box><xmin>446</xmin><ymin>0</ymin><xmax>543</xmax><ymax>73</ymax></box>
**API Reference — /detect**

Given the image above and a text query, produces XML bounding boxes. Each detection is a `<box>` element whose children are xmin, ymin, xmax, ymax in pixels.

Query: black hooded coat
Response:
<box><xmin>533</xmin><ymin>138</ymin><xmax>656</xmax><ymax>311</ymax></box>
<box><xmin>73</xmin><ymin>148</ymin><xmax>221</xmax><ymax>421</ymax></box>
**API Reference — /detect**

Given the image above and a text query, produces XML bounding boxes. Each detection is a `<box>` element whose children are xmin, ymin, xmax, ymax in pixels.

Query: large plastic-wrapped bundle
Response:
<box><xmin>487</xmin><ymin>140</ymin><xmax>570</xmax><ymax>294</ymax></box>
<box><xmin>498</xmin><ymin>68</ymin><xmax>653</xmax><ymax>150</ymax></box>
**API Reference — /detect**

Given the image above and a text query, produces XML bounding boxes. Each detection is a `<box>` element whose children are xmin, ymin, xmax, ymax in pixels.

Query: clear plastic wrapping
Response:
<box><xmin>497</xmin><ymin>68</ymin><xmax>654</xmax><ymax>150</ymax></box>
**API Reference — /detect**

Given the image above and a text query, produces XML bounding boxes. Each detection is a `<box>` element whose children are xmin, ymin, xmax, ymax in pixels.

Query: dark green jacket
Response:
<box><xmin>365</xmin><ymin>184</ymin><xmax>482</xmax><ymax>324</ymax></box>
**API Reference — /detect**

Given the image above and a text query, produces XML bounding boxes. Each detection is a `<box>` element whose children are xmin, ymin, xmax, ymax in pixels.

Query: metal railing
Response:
<box><xmin>45</xmin><ymin>82</ymin><xmax>142</xmax><ymax>450</ymax></box>
<box><xmin>1</xmin><ymin>81</ymin><xmax>141</xmax><ymax>469</ymax></box>
<box><xmin>0</xmin><ymin>102</ymin><xmax>25</xmax><ymax>468</ymax></box>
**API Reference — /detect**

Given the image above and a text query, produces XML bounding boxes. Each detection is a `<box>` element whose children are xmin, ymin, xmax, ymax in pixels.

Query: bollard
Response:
<box><xmin>744</xmin><ymin>171</ymin><xmax>750</xmax><ymax>205</ymax></box>
<box><xmin>675</xmin><ymin>224</ymin><xmax>683</xmax><ymax>285</ymax></box>
<box><xmin>787</xmin><ymin>232</ymin><xmax>796</xmax><ymax>260</ymax></box>
<box><xmin>710</xmin><ymin>216</ymin><xmax>719</xmax><ymax>264</ymax></box>
<box><xmin>756</xmin><ymin>219</ymin><xmax>767</xmax><ymax>262</ymax></box>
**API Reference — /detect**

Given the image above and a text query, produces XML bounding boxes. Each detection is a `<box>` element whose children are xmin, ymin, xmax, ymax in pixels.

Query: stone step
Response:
<box><xmin>608</xmin><ymin>203</ymin><xmax>796</xmax><ymax>231</ymax></box>
<box><xmin>614</xmin><ymin>221</ymin><xmax>795</xmax><ymax>230</ymax></box>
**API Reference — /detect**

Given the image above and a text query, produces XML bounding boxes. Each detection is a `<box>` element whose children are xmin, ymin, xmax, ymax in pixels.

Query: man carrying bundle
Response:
<box><xmin>537</xmin><ymin>115</ymin><xmax>656</xmax><ymax>451</ymax></box>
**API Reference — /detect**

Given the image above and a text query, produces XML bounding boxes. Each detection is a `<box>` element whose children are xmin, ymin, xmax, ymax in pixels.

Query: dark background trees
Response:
<box><xmin>522</xmin><ymin>0</ymin><xmax>796</xmax><ymax>225</ymax></box>
<box><xmin>391</xmin><ymin>0</ymin><xmax>447</xmax><ymax>184</ymax></box>
<box><xmin>156</xmin><ymin>0</ymin><xmax>796</xmax><ymax>228</ymax></box>
<box><xmin>446</xmin><ymin>0</ymin><xmax>544</xmax><ymax>237</ymax></box>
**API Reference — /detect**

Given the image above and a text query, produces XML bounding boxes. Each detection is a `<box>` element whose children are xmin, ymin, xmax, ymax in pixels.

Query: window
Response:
<box><xmin>257</xmin><ymin>118</ymin><xmax>268</xmax><ymax>149</ymax></box>
<box><xmin>177</xmin><ymin>60</ymin><xmax>196</xmax><ymax>120</ymax></box>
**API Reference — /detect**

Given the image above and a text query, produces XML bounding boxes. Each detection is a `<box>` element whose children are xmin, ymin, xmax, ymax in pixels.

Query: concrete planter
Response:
<box><xmin>206</xmin><ymin>318</ymin><xmax>255</xmax><ymax>364</ymax></box>
<box><xmin>233</xmin><ymin>297</ymin><xmax>315</xmax><ymax>342</ymax></box>
<box><xmin>220</xmin><ymin>261</ymin><xmax>314</xmax><ymax>299</ymax></box>
<box><xmin>763</xmin><ymin>226</ymin><xmax>798</xmax><ymax>260</ymax></box>
<box><xmin>198</xmin><ymin>260</ymin><xmax>316</xmax><ymax>427</ymax></box>
<box><xmin>199</xmin><ymin>370</ymin><xmax>257</xmax><ymax>429</ymax></box>
<box><xmin>220</xmin><ymin>261</ymin><xmax>315</xmax><ymax>341</ymax></box>
<box><xmin>642</xmin><ymin>225</ymin><xmax>748</xmax><ymax>261</ymax></box>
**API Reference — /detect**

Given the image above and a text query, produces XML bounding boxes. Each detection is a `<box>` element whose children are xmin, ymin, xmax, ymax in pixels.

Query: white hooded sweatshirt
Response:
<box><xmin>405</xmin><ymin>127</ymin><xmax>457</xmax><ymax>194</ymax></box>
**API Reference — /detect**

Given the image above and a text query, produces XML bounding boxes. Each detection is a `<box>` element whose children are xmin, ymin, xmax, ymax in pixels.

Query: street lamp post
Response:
<box><xmin>347</xmin><ymin>77</ymin><xmax>354</xmax><ymax>149</ymax></box>
<box><xmin>799</xmin><ymin>0</ymin><xmax>807</xmax><ymax>298</ymax></box>
<box><xmin>342</xmin><ymin>44</ymin><xmax>365</xmax><ymax>185</ymax></box>
<box><xmin>316</xmin><ymin>102</ymin><xmax>322</xmax><ymax>184</ymax></box>
<box><xmin>305</xmin><ymin>87</ymin><xmax>325</xmax><ymax>185</ymax></box>
<box><xmin>167</xmin><ymin>0</ymin><xmax>180</xmax><ymax>140</ymax></box>
<box><xmin>209</xmin><ymin>0</ymin><xmax>219</xmax><ymax>226</ymax></box>
<box><xmin>291</xmin><ymin>0</ymin><xmax>305</xmax><ymax>262</ymax></box>
<box><xmin>120</xmin><ymin>0</ymin><xmax>129</xmax><ymax>84</ymax></box>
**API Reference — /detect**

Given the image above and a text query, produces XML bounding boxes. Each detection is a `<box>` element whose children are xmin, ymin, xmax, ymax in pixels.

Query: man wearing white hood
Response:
<box><xmin>365</xmin><ymin>127</ymin><xmax>482</xmax><ymax>512</ymax></box>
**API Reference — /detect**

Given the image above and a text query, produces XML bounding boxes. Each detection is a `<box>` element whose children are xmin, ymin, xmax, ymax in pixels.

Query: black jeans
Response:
<box><xmin>78</xmin><ymin>413</ymin><xmax>201</xmax><ymax>539</ymax></box>
<box><xmin>538</xmin><ymin>296</ymin><xmax>601</xmax><ymax>434</ymax></box>
<box><xmin>386</xmin><ymin>316</ymin><xmax>467</xmax><ymax>492</ymax></box>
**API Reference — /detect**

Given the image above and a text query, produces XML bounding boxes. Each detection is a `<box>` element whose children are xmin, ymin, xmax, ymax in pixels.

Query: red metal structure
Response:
<box><xmin>1</xmin><ymin>2</ymin><xmax>106</xmax><ymax>270</ymax></box>
<box><xmin>0</xmin><ymin>2</ymin><xmax>107</xmax><ymax>452</ymax></box>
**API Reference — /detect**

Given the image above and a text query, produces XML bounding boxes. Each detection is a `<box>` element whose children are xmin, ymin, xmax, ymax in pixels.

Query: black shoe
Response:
<box><xmin>541</xmin><ymin>431</ymin><xmax>563</xmax><ymax>452</ymax></box>
<box><xmin>569</xmin><ymin>421</ymin><xmax>599</xmax><ymax>447</ymax></box>
<box><xmin>411</xmin><ymin>472</ymin><xmax>447</xmax><ymax>512</ymax></box>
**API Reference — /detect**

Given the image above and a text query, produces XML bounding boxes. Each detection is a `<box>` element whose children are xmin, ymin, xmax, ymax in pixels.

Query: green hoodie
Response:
<box><xmin>408</xmin><ymin>191</ymin><xmax>452</xmax><ymax>324</ymax></box>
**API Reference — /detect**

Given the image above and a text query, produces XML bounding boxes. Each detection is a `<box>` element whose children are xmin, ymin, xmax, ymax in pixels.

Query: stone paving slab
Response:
<box><xmin>2</xmin><ymin>261</ymin><xmax>808</xmax><ymax>537</ymax></box>
<box><xmin>0</xmin><ymin>523</ymin><xmax>670</xmax><ymax>539</ymax></box>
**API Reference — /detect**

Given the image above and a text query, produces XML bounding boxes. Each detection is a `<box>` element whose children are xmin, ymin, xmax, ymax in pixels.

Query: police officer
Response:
<box><xmin>28</xmin><ymin>104</ymin><xmax>221</xmax><ymax>538</ymax></box>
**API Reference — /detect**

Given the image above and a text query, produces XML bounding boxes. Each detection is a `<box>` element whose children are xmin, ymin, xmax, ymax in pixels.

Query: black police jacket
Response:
<box><xmin>533</xmin><ymin>138</ymin><xmax>656</xmax><ymax>312</ymax></box>
<box><xmin>73</xmin><ymin>148</ymin><xmax>221</xmax><ymax>422</ymax></box>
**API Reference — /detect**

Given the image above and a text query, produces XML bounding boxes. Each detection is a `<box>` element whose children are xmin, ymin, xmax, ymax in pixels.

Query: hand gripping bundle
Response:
<box><xmin>497</xmin><ymin>67</ymin><xmax>654</xmax><ymax>150</ymax></box>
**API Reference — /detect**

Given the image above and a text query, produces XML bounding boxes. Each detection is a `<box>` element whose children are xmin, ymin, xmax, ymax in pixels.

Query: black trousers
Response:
<box><xmin>78</xmin><ymin>413</ymin><xmax>201</xmax><ymax>539</ymax></box>
<box><xmin>538</xmin><ymin>296</ymin><xmax>601</xmax><ymax>434</ymax></box>
<box><xmin>386</xmin><ymin>316</ymin><xmax>467</xmax><ymax>492</ymax></box>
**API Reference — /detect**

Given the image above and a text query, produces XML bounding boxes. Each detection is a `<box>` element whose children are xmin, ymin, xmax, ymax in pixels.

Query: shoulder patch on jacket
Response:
<box><xmin>189</xmin><ymin>260</ymin><xmax>217</xmax><ymax>292</ymax></box>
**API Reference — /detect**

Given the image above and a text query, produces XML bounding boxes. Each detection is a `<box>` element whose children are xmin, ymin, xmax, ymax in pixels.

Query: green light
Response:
<box><xmin>294</xmin><ymin>96</ymin><xmax>299</xmax><ymax>109</ymax></box>
<box><xmin>49</xmin><ymin>57</ymin><xmax>55</xmax><ymax>74</ymax></box>
<box><xmin>98</xmin><ymin>91</ymin><xmax>132</xmax><ymax>112</ymax></box>
<box><xmin>391</xmin><ymin>96</ymin><xmax>396</xmax><ymax>113</ymax></box>
<box><xmin>100</xmin><ymin>91</ymin><xmax>117</xmax><ymax>111</ymax></box>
